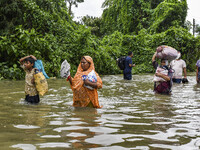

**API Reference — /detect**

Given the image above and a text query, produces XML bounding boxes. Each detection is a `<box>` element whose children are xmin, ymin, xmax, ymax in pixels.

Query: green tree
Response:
<box><xmin>100</xmin><ymin>0</ymin><xmax>187</xmax><ymax>35</ymax></box>
<box><xmin>80</xmin><ymin>15</ymin><xmax>102</xmax><ymax>37</ymax></box>
<box><xmin>149</xmin><ymin>0</ymin><xmax>187</xmax><ymax>33</ymax></box>
<box><xmin>65</xmin><ymin>0</ymin><xmax>84</xmax><ymax>16</ymax></box>
<box><xmin>101</xmin><ymin>0</ymin><xmax>161</xmax><ymax>35</ymax></box>
<box><xmin>196</xmin><ymin>24</ymin><xmax>200</xmax><ymax>36</ymax></box>
<box><xmin>184</xmin><ymin>20</ymin><xmax>192</xmax><ymax>31</ymax></box>
<box><xmin>0</xmin><ymin>0</ymin><xmax>23</xmax><ymax>35</ymax></box>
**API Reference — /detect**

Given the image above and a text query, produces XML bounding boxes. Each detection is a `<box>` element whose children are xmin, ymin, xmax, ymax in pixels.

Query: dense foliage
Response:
<box><xmin>0</xmin><ymin>0</ymin><xmax>200</xmax><ymax>80</ymax></box>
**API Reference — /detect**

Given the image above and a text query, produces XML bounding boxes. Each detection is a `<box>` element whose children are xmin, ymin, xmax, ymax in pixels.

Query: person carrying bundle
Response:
<box><xmin>65</xmin><ymin>56</ymin><xmax>103</xmax><ymax>108</ymax></box>
<box><xmin>152</xmin><ymin>52</ymin><xmax>173</xmax><ymax>95</ymax></box>
<box><xmin>19</xmin><ymin>55</ymin><xmax>48</xmax><ymax>104</ymax></box>
<box><xmin>19</xmin><ymin>55</ymin><xmax>40</xmax><ymax>104</ymax></box>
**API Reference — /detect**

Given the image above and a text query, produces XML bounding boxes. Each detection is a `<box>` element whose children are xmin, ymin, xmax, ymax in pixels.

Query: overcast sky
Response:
<box><xmin>73</xmin><ymin>0</ymin><xmax>200</xmax><ymax>25</ymax></box>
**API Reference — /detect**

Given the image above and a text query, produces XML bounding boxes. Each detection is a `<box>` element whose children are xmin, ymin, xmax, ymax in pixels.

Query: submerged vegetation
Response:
<box><xmin>0</xmin><ymin>0</ymin><xmax>200</xmax><ymax>80</ymax></box>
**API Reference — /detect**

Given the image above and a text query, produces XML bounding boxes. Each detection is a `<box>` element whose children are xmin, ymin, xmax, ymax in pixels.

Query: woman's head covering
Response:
<box><xmin>73</xmin><ymin>56</ymin><xmax>96</xmax><ymax>88</ymax></box>
<box><xmin>76</xmin><ymin>56</ymin><xmax>95</xmax><ymax>74</ymax></box>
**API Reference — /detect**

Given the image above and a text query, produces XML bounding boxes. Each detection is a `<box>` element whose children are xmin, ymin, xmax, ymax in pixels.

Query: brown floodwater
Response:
<box><xmin>1</xmin><ymin>74</ymin><xmax>200</xmax><ymax>150</ymax></box>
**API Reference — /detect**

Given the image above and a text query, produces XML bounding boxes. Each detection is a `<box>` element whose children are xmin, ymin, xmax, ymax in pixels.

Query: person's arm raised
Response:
<box><xmin>152</xmin><ymin>52</ymin><xmax>157</xmax><ymax>62</ymax></box>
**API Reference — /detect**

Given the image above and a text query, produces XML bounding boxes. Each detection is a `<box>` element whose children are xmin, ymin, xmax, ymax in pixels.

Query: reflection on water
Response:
<box><xmin>1</xmin><ymin>74</ymin><xmax>200</xmax><ymax>150</ymax></box>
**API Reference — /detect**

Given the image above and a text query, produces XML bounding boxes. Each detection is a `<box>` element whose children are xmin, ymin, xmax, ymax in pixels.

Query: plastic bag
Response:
<box><xmin>60</xmin><ymin>60</ymin><xmax>70</xmax><ymax>78</ymax></box>
<box><xmin>156</xmin><ymin>45</ymin><xmax>178</xmax><ymax>61</ymax></box>
<box><xmin>34</xmin><ymin>70</ymin><xmax>48</xmax><ymax>96</ymax></box>
<box><xmin>82</xmin><ymin>70</ymin><xmax>97</xmax><ymax>90</ymax></box>
<box><xmin>34</xmin><ymin>60</ymin><xmax>49</xmax><ymax>79</ymax></box>
<box><xmin>153</xmin><ymin>67</ymin><xmax>168</xmax><ymax>82</ymax></box>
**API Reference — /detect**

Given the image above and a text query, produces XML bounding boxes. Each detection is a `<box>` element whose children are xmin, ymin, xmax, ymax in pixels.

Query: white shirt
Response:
<box><xmin>170</xmin><ymin>59</ymin><xmax>186</xmax><ymax>79</ymax></box>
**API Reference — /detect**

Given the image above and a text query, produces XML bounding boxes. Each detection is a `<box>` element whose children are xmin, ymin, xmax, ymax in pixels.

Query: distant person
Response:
<box><xmin>19</xmin><ymin>55</ymin><xmax>39</xmax><ymax>104</ymax></box>
<box><xmin>196</xmin><ymin>59</ymin><xmax>200</xmax><ymax>83</ymax></box>
<box><xmin>152</xmin><ymin>52</ymin><xmax>173</xmax><ymax>94</ymax></box>
<box><xmin>123</xmin><ymin>51</ymin><xmax>135</xmax><ymax>80</ymax></box>
<box><xmin>67</xmin><ymin>56</ymin><xmax>103</xmax><ymax>108</ymax></box>
<box><xmin>170</xmin><ymin>52</ymin><xmax>187</xmax><ymax>83</ymax></box>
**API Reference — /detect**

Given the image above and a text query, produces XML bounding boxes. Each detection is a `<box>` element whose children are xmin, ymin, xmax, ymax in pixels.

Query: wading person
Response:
<box><xmin>19</xmin><ymin>55</ymin><xmax>40</xmax><ymax>104</ymax></box>
<box><xmin>123</xmin><ymin>51</ymin><xmax>135</xmax><ymax>80</ymax></box>
<box><xmin>170</xmin><ymin>52</ymin><xmax>187</xmax><ymax>83</ymax></box>
<box><xmin>196</xmin><ymin>59</ymin><xmax>200</xmax><ymax>83</ymax></box>
<box><xmin>67</xmin><ymin>56</ymin><xmax>103</xmax><ymax>108</ymax></box>
<box><xmin>152</xmin><ymin>52</ymin><xmax>173</xmax><ymax>94</ymax></box>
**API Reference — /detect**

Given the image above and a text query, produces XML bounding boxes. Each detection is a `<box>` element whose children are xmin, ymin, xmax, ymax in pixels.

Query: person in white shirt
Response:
<box><xmin>170</xmin><ymin>52</ymin><xmax>187</xmax><ymax>83</ymax></box>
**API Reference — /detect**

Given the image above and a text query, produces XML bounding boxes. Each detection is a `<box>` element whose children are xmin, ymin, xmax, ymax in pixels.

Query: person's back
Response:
<box><xmin>123</xmin><ymin>51</ymin><xmax>135</xmax><ymax>80</ymax></box>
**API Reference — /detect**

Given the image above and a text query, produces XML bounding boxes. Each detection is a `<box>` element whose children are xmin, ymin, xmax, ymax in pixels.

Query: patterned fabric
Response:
<box><xmin>152</xmin><ymin>61</ymin><xmax>172</xmax><ymax>94</ymax></box>
<box><xmin>70</xmin><ymin>56</ymin><xmax>103</xmax><ymax>108</ymax></box>
<box><xmin>21</xmin><ymin>65</ymin><xmax>38</xmax><ymax>96</ymax></box>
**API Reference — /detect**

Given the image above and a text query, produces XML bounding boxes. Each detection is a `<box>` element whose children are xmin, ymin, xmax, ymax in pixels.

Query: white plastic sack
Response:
<box><xmin>60</xmin><ymin>60</ymin><xmax>70</xmax><ymax>78</ymax></box>
<box><xmin>156</xmin><ymin>45</ymin><xmax>178</xmax><ymax>61</ymax></box>
<box><xmin>83</xmin><ymin>70</ymin><xmax>97</xmax><ymax>90</ymax></box>
<box><xmin>153</xmin><ymin>67</ymin><xmax>168</xmax><ymax>82</ymax></box>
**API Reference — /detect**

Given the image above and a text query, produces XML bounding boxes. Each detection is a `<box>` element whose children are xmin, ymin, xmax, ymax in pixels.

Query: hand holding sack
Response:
<box><xmin>34</xmin><ymin>70</ymin><xmax>48</xmax><ymax>96</ymax></box>
<box><xmin>156</xmin><ymin>45</ymin><xmax>178</xmax><ymax>61</ymax></box>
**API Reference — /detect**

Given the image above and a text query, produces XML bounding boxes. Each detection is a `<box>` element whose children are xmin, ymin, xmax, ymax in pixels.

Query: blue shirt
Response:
<box><xmin>124</xmin><ymin>56</ymin><xmax>132</xmax><ymax>74</ymax></box>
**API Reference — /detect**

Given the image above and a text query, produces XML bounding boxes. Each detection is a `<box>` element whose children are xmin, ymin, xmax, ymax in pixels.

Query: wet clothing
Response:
<box><xmin>25</xmin><ymin>94</ymin><xmax>40</xmax><ymax>104</ymax></box>
<box><xmin>70</xmin><ymin>56</ymin><xmax>103</xmax><ymax>108</ymax></box>
<box><xmin>172</xmin><ymin>78</ymin><xmax>182</xmax><ymax>83</ymax></box>
<box><xmin>196</xmin><ymin>60</ymin><xmax>200</xmax><ymax>80</ymax></box>
<box><xmin>123</xmin><ymin>56</ymin><xmax>133</xmax><ymax>80</ymax></box>
<box><xmin>21</xmin><ymin>65</ymin><xmax>39</xmax><ymax>103</ymax></box>
<box><xmin>170</xmin><ymin>59</ymin><xmax>186</xmax><ymax>83</ymax></box>
<box><xmin>153</xmin><ymin>61</ymin><xmax>173</xmax><ymax>94</ymax></box>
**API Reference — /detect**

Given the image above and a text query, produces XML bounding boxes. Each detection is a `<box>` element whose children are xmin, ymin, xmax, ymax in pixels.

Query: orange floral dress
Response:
<box><xmin>70</xmin><ymin>56</ymin><xmax>103</xmax><ymax>108</ymax></box>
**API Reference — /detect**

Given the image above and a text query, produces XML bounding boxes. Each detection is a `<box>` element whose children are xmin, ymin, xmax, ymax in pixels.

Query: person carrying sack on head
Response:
<box><xmin>152</xmin><ymin>52</ymin><xmax>173</xmax><ymax>95</ymax></box>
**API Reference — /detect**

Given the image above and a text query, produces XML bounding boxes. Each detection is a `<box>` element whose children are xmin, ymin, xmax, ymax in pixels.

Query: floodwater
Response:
<box><xmin>1</xmin><ymin>74</ymin><xmax>200</xmax><ymax>150</ymax></box>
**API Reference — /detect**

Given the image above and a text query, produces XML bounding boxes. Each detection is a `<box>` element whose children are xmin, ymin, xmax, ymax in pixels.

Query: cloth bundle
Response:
<box><xmin>153</xmin><ymin>67</ymin><xmax>168</xmax><ymax>82</ymax></box>
<box><xmin>82</xmin><ymin>70</ymin><xmax>97</xmax><ymax>90</ymax></box>
<box><xmin>156</xmin><ymin>45</ymin><xmax>178</xmax><ymax>61</ymax></box>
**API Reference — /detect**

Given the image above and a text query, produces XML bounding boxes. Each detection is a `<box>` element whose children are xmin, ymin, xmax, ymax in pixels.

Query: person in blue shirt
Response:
<box><xmin>123</xmin><ymin>51</ymin><xmax>135</xmax><ymax>80</ymax></box>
